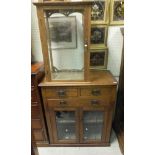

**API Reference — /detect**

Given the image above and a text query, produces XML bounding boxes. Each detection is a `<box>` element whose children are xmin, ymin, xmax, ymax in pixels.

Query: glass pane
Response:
<box><xmin>45</xmin><ymin>10</ymin><xmax>84</xmax><ymax>80</ymax></box>
<box><xmin>83</xmin><ymin>111</ymin><xmax>104</xmax><ymax>141</ymax></box>
<box><xmin>55</xmin><ymin>111</ymin><xmax>76</xmax><ymax>140</ymax></box>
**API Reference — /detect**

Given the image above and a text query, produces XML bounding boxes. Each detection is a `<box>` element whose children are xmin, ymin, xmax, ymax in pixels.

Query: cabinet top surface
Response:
<box><xmin>39</xmin><ymin>70</ymin><xmax>117</xmax><ymax>87</ymax></box>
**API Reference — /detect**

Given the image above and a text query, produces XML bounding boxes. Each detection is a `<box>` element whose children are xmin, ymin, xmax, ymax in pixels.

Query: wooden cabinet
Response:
<box><xmin>31</xmin><ymin>62</ymin><xmax>49</xmax><ymax>145</ymax></box>
<box><xmin>33</xmin><ymin>0</ymin><xmax>118</xmax><ymax>147</ymax></box>
<box><xmin>40</xmin><ymin>70</ymin><xmax>117</xmax><ymax>146</ymax></box>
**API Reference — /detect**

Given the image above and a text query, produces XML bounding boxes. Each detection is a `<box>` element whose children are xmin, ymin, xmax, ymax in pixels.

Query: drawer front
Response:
<box><xmin>33</xmin><ymin>130</ymin><xmax>45</xmax><ymax>141</ymax></box>
<box><xmin>31</xmin><ymin>106</ymin><xmax>40</xmax><ymax>119</ymax></box>
<box><xmin>45</xmin><ymin>87</ymin><xmax>78</xmax><ymax>98</ymax></box>
<box><xmin>47</xmin><ymin>98</ymin><xmax>109</xmax><ymax>108</ymax></box>
<box><xmin>31</xmin><ymin>101</ymin><xmax>38</xmax><ymax>106</ymax></box>
<box><xmin>31</xmin><ymin>88</ymin><xmax>38</xmax><ymax>102</ymax></box>
<box><xmin>31</xmin><ymin>79</ymin><xmax>35</xmax><ymax>87</ymax></box>
<box><xmin>80</xmin><ymin>87</ymin><xmax>111</xmax><ymax>98</ymax></box>
<box><xmin>80</xmin><ymin>99</ymin><xmax>108</xmax><ymax>107</ymax></box>
<box><xmin>47</xmin><ymin>99</ymin><xmax>79</xmax><ymax>108</ymax></box>
<box><xmin>32</xmin><ymin>119</ymin><xmax>42</xmax><ymax>129</ymax></box>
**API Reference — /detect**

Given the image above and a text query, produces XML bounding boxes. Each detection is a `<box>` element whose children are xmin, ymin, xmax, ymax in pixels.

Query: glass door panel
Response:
<box><xmin>45</xmin><ymin>10</ymin><xmax>85</xmax><ymax>81</ymax></box>
<box><xmin>55</xmin><ymin>111</ymin><xmax>76</xmax><ymax>141</ymax></box>
<box><xmin>83</xmin><ymin>111</ymin><xmax>104</xmax><ymax>141</ymax></box>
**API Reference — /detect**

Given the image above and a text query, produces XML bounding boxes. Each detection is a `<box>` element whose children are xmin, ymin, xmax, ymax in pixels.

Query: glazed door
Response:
<box><xmin>80</xmin><ymin>108</ymin><xmax>106</xmax><ymax>144</ymax></box>
<box><xmin>49</xmin><ymin>108</ymin><xmax>79</xmax><ymax>144</ymax></box>
<box><xmin>36</xmin><ymin>5</ymin><xmax>91</xmax><ymax>81</ymax></box>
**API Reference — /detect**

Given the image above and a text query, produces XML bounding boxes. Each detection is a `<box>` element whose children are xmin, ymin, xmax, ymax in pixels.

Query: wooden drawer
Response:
<box><xmin>80</xmin><ymin>87</ymin><xmax>111</xmax><ymax>98</ymax></box>
<box><xmin>47</xmin><ymin>98</ymin><xmax>109</xmax><ymax>109</ymax></box>
<box><xmin>31</xmin><ymin>101</ymin><xmax>38</xmax><ymax>106</ymax></box>
<box><xmin>31</xmin><ymin>87</ymin><xmax>38</xmax><ymax>102</ymax></box>
<box><xmin>32</xmin><ymin>119</ymin><xmax>42</xmax><ymax>129</ymax></box>
<box><xmin>80</xmin><ymin>99</ymin><xmax>108</xmax><ymax>107</ymax></box>
<box><xmin>31</xmin><ymin>106</ymin><xmax>40</xmax><ymax>119</ymax></box>
<box><xmin>47</xmin><ymin>99</ymin><xmax>79</xmax><ymax>108</ymax></box>
<box><xmin>31</xmin><ymin>79</ymin><xmax>35</xmax><ymax>87</ymax></box>
<box><xmin>45</xmin><ymin>87</ymin><xmax>78</xmax><ymax>98</ymax></box>
<box><xmin>33</xmin><ymin>130</ymin><xmax>45</xmax><ymax>141</ymax></box>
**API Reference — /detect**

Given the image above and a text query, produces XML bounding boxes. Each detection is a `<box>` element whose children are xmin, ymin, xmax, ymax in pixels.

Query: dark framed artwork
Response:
<box><xmin>47</xmin><ymin>16</ymin><xmax>77</xmax><ymax>49</ymax></box>
<box><xmin>91</xmin><ymin>0</ymin><xmax>109</xmax><ymax>24</ymax></box>
<box><xmin>90</xmin><ymin>25</ymin><xmax>108</xmax><ymax>49</ymax></box>
<box><xmin>110</xmin><ymin>0</ymin><xmax>124</xmax><ymax>25</ymax></box>
<box><xmin>90</xmin><ymin>49</ymin><xmax>108</xmax><ymax>69</ymax></box>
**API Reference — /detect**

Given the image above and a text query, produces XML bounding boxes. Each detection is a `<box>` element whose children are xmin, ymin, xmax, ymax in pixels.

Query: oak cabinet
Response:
<box><xmin>40</xmin><ymin>71</ymin><xmax>117</xmax><ymax>146</ymax></box>
<box><xmin>33</xmin><ymin>0</ymin><xmax>118</xmax><ymax>147</ymax></box>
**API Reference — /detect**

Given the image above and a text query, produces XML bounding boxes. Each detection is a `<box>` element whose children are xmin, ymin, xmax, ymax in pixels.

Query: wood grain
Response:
<box><xmin>40</xmin><ymin>70</ymin><xmax>117</xmax><ymax>146</ymax></box>
<box><xmin>31</xmin><ymin>63</ymin><xmax>49</xmax><ymax>145</ymax></box>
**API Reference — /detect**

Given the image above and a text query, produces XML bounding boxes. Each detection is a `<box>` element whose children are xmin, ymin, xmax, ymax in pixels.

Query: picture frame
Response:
<box><xmin>90</xmin><ymin>48</ymin><xmax>108</xmax><ymax>70</ymax></box>
<box><xmin>110</xmin><ymin>0</ymin><xmax>124</xmax><ymax>25</ymax></box>
<box><xmin>90</xmin><ymin>25</ymin><xmax>108</xmax><ymax>49</ymax></box>
<box><xmin>47</xmin><ymin>16</ymin><xmax>77</xmax><ymax>49</ymax></box>
<box><xmin>91</xmin><ymin>0</ymin><xmax>109</xmax><ymax>25</ymax></box>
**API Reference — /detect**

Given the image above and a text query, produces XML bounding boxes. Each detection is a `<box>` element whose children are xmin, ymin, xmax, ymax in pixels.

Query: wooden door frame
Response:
<box><xmin>36</xmin><ymin>5</ymin><xmax>91</xmax><ymax>82</ymax></box>
<box><xmin>79</xmin><ymin>107</ymin><xmax>107</xmax><ymax>144</ymax></box>
<box><xmin>49</xmin><ymin>107</ymin><xmax>80</xmax><ymax>144</ymax></box>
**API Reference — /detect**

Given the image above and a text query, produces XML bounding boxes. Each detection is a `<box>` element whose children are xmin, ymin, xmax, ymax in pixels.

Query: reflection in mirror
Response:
<box><xmin>46</xmin><ymin>11</ymin><xmax>84</xmax><ymax>80</ymax></box>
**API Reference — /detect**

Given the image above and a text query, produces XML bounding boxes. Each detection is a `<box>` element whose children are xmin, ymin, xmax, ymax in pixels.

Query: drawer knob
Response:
<box><xmin>91</xmin><ymin>89</ymin><xmax>101</xmax><ymax>96</ymax></box>
<box><xmin>58</xmin><ymin>89</ymin><xmax>66</xmax><ymax>97</ymax></box>
<box><xmin>60</xmin><ymin>100</ymin><xmax>67</xmax><ymax>105</ymax></box>
<box><xmin>91</xmin><ymin>100</ymin><xmax>99</xmax><ymax>105</ymax></box>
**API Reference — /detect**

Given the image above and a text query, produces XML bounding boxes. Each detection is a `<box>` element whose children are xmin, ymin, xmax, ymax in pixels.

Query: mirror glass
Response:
<box><xmin>46</xmin><ymin>11</ymin><xmax>84</xmax><ymax>81</ymax></box>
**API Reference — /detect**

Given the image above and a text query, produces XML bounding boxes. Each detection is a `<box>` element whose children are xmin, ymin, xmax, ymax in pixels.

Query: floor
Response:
<box><xmin>38</xmin><ymin>131</ymin><xmax>122</xmax><ymax>155</ymax></box>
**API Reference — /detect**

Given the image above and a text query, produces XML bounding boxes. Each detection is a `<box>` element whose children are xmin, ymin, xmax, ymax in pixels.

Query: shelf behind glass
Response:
<box><xmin>55</xmin><ymin>111</ymin><xmax>76</xmax><ymax>140</ymax></box>
<box><xmin>57</xmin><ymin>124</ymin><xmax>76</xmax><ymax>140</ymax></box>
<box><xmin>84</xmin><ymin>123</ymin><xmax>103</xmax><ymax>141</ymax></box>
<box><xmin>52</xmin><ymin>71</ymin><xmax>84</xmax><ymax>80</ymax></box>
<box><xmin>83</xmin><ymin>111</ymin><xmax>104</xmax><ymax>141</ymax></box>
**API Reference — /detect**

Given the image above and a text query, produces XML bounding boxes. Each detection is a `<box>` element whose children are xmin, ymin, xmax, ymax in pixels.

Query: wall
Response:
<box><xmin>31</xmin><ymin>4</ymin><xmax>123</xmax><ymax>80</ymax></box>
<box><xmin>107</xmin><ymin>26</ymin><xmax>123</xmax><ymax>80</ymax></box>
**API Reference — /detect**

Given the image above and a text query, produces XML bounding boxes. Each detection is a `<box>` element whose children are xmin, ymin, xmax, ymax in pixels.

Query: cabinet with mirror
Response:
<box><xmin>33</xmin><ymin>0</ymin><xmax>117</xmax><ymax>147</ymax></box>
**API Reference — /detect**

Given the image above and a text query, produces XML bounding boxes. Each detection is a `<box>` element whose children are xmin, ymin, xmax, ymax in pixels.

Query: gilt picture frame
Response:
<box><xmin>90</xmin><ymin>48</ymin><xmax>108</xmax><ymax>70</ymax></box>
<box><xmin>110</xmin><ymin>0</ymin><xmax>124</xmax><ymax>25</ymax></box>
<box><xmin>47</xmin><ymin>16</ymin><xmax>77</xmax><ymax>49</ymax></box>
<box><xmin>90</xmin><ymin>25</ymin><xmax>108</xmax><ymax>49</ymax></box>
<box><xmin>91</xmin><ymin>0</ymin><xmax>109</xmax><ymax>25</ymax></box>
